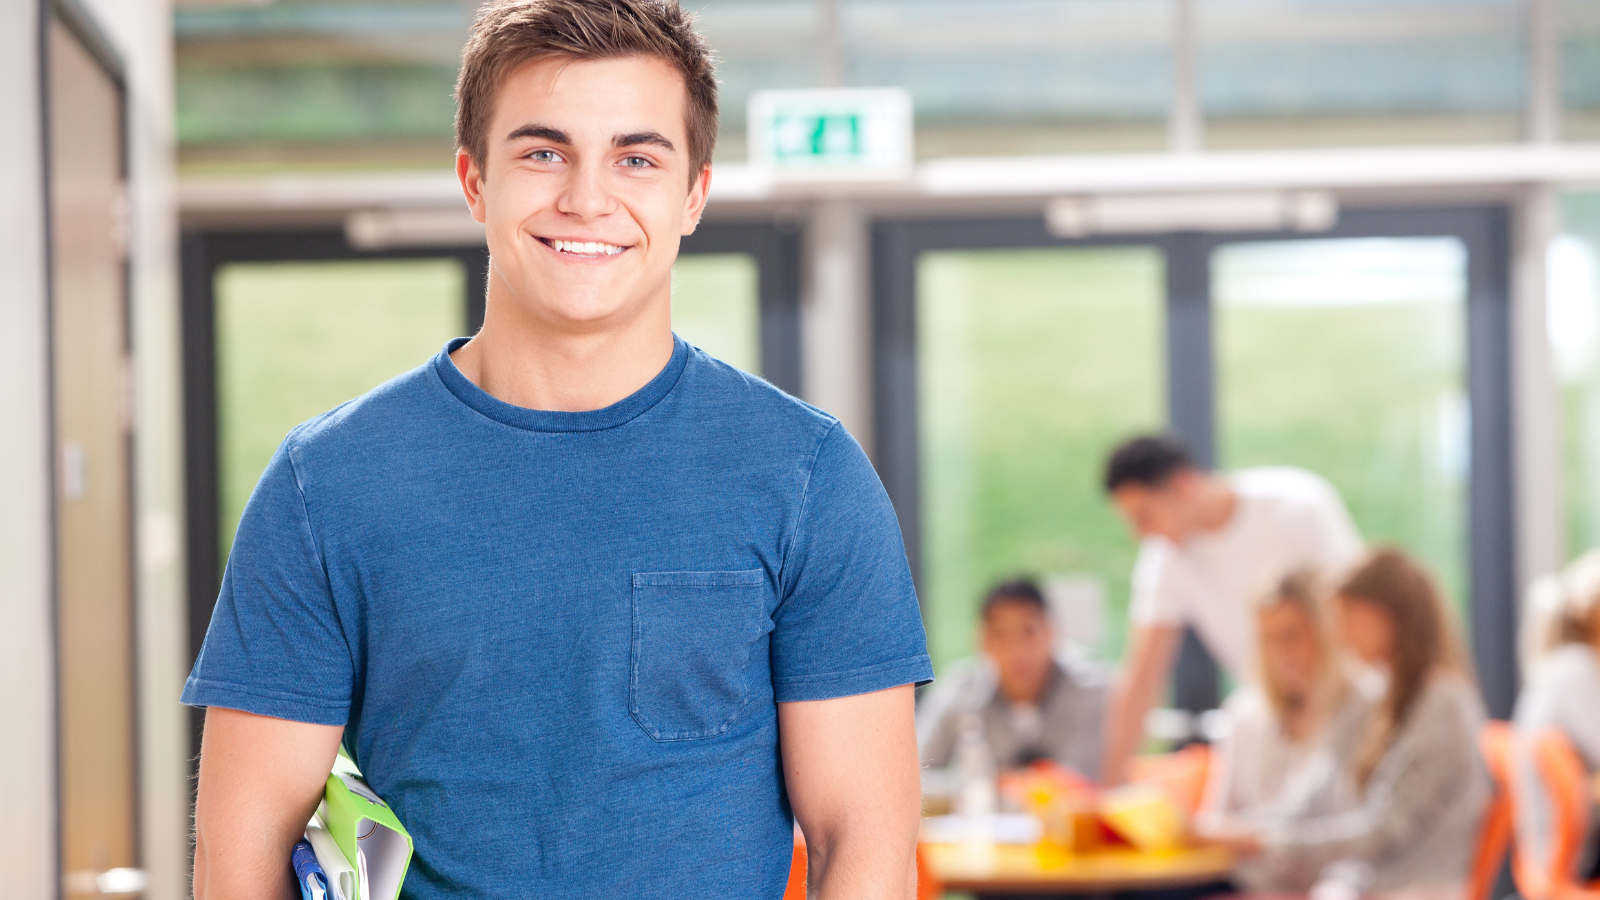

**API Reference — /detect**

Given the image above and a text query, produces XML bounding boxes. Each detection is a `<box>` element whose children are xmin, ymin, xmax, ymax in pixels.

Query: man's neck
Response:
<box><xmin>1191</xmin><ymin>476</ymin><xmax>1238</xmax><ymax>535</ymax></box>
<box><xmin>451</xmin><ymin>293</ymin><xmax>675</xmax><ymax>413</ymax></box>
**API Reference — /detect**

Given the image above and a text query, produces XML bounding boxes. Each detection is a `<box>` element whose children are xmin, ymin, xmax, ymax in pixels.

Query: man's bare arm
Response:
<box><xmin>1101</xmin><ymin>623</ymin><xmax>1181</xmax><ymax>786</ymax></box>
<box><xmin>779</xmin><ymin>684</ymin><xmax>921</xmax><ymax>900</ymax></box>
<box><xmin>193</xmin><ymin>707</ymin><xmax>345</xmax><ymax>900</ymax></box>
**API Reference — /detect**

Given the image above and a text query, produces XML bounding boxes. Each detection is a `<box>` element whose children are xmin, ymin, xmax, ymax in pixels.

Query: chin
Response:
<box><xmin>516</xmin><ymin>280</ymin><xmax>640</xmax><ymax>327</ymax></box>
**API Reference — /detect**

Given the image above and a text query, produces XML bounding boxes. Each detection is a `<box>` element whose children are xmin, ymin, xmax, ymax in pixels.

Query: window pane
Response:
<box><xmin>673</xmin><ymin>253</ymin><xmax>761</xmax><ymax>375</ymax></box>
<box><xmin>1554</xmin><ymin>192</ymin><xmax>1600</xmax><ymax>557</ymax></box>
<box><xmin>1215</xmin><ymin>237</ymin><xmax>1468</xmax><ymax>607</ymax></box>
<box><xmin>1564</xmin><ymin>0</ymin><xmax>1600</xmax><ymax>141</ymax></box>
<box><xmin>917</xmin><ymin>247</ymin><xmax>1166</xmax><ymax>671</ymax></box>
<box><xmin>216</xmin><ymin>259</ymin><xmax>465</xmax><ymax>560</ymax></box>
<box><xmin>845</xmin><ymin>0</ymin><xmax>1172</xmax><ymax>156</ymax></box>
<box><xmin>1201</xmin><ymin>0</ymin><xmax>1525</xmax><ymax>149</ymax></box>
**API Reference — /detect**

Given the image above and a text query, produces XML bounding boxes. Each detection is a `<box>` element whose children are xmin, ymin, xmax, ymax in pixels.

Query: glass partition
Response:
<box><xmin>1215</xmin><ymin>236</ymin><xmax>1469</xmax><ymax>607</ymax></box>
<box><xmin>672</xmin><ymin>252</ymin><xmax>761</xmax><ymax>373</ymax></box>
<box><xmin>216</xmin><ymin>258</ymin><xmax>465</xmax><ymax>560</ymax></box>
<box><xmin>1565</xmin><ymin>0</ymin><xmax>1600</xmax><ymax>142</ymax></box>
<box><xmin>844</xmin><ymin>0</ymin><xmax>1171</xmax><ymax>156</ymax></box>
<box><xmin>1554</xmin><ymin>192</ymin><xmax>1600</xmax><ymax>558</ymax></box>
<box><xmin>916</xmin><ymin>246</ymin><xmax>1166</xmax><ymax>672</ymax></box>
<box><xmin>1200</xmin><ymin>0</ymin><xmax>1525</xmax><ymax>149</ymax></box>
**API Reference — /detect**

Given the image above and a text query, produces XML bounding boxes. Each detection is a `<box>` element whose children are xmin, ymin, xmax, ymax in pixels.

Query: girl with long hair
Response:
<box><xmin>1229</xmin><ymin>548</ymin><xmax>1489</xmax><ymax>900</ymax></box>
<box><xmin>1198</xmin><ymin>571</ymin><xmax>1377</xmax><ymax>893</ymax></box>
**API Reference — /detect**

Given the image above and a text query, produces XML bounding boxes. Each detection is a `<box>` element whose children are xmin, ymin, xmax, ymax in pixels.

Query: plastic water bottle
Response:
<box><xmin>953</xmin><ymin>712</ymin><xmax>997</xmax><ymax>865</ymax></box>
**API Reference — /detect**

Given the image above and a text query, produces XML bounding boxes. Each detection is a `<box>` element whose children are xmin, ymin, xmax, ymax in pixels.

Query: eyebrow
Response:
<box><xmin>505</xmin><ymin>124</ymin><xmax>571</xmax><ymax>144</ymax></box>
<box><xmin>614</xmin><ymin>131</ymin><xmax>675</xmax><ymax>152</ymax></box>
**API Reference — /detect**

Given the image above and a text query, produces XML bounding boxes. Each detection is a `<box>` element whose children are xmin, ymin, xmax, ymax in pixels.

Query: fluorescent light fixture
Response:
<box><xmin>1046</xmin><ymin>190</ymin><xmax>1337</xmax><ymax>237</ymax></box>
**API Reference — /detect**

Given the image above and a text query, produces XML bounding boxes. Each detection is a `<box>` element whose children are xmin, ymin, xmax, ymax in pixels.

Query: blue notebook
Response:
<box><xmin>291</xmin><ymin>839</ymin><xmax>330</xmax><ymax>900</ymax></box>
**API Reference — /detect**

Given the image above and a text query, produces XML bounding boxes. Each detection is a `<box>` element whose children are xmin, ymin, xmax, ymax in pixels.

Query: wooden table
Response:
<box><xmin>921</xmin><ymin>842</ymin><xmax>1235</xmax><ymax>894</ymax></box>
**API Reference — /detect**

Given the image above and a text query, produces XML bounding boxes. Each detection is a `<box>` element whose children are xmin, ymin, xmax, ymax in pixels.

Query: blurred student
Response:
<box><xmin>1100</xmin><ymin>434</ymin><xmax>1364</xmax><ymax>784</ymax></box>
<box><xmin>1227</xmin><ymin>549</ymin><xmax>1488</xmax><ymax>900</ymax></box>
<box><xmin>1513</xmin><ymin>550</ymin><xmax>1600</xmax><ymax>883</ymax></box>
<box><xmin>1196</xmin><ymin>571</ymin><xmax>1376</xmax><ymax>892</ymax></box>
<box><xmin>918</xmin><ymin>578</ymin><xmax>1108</xmax><ymax>777</ymax></box>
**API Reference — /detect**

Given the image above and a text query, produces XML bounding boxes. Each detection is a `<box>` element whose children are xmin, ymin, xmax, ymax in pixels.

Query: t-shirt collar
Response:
<box><xmin>431</xmin><ymin>333</ymin><xmax>689</xmax><ymax>433</ymax></box>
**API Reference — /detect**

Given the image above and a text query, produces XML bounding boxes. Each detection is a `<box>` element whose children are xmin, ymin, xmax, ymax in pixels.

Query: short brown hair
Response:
<box><xmin>454</xmin><ymin>0</ymin><xmax>719</xmax><ymax>181</ymax></box>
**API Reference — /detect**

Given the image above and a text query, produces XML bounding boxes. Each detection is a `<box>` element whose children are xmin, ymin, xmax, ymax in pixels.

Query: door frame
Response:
<box><xmin>871</xmin><ymin>204</ymin><xmax>1517</xmax><ymax>717</ymax></box>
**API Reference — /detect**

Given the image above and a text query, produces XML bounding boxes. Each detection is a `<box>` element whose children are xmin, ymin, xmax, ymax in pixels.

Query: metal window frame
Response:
<box><xmin>871</xmin><ymin>204</ymin><xmax>1517</xmax><ymax>718</ymax></box>
<box><xmin>681</xmin><ymin>221</ymin><xmax>805</xmax><ymax>397</ymax></box>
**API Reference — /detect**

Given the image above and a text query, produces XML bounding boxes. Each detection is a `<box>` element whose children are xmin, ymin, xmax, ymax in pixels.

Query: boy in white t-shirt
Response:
<box><xmin>1099</xmin><ymin>435</ymin><xmax>1364</xmax><ymax>784</ymax></box>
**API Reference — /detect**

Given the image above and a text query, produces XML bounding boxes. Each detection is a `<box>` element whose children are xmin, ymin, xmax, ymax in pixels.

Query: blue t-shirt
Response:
<box><xmin>183</xmin><ymin>336</ymin><xmax>932</xmax><ymax>900</ymax></box>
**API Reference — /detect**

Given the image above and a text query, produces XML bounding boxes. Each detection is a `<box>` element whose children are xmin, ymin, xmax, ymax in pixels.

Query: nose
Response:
<box><xmin>555</xmin><ymin>157</ymin><xmax>613</xmax><ymax>221</ymax></box>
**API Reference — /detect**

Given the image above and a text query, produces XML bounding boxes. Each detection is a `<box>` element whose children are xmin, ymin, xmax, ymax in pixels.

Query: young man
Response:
<box><xmin>183</xmin><ymin>3</ymin><xmax>932</xmax><ymax>898</ymax></box>
<box><xmin>917</xmin><ymin>578</ymin><xmax>1107</xmax><ymax>777</ymax></box>
<box><xmin>1098</xmin><ymin>435</ymin><xmax>1362</xmax><ymax>785</ymax></box>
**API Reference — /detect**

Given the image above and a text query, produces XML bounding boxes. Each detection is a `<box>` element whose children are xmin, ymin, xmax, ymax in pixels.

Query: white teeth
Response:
<box><xmin>552</xmin><ymin>239</ymin><xmax>623</xmax><ymax>256</ymax></box>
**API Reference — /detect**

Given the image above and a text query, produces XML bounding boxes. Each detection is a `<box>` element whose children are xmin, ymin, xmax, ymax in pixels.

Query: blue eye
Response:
<box><xmin>529</xmin><ymin>149</ymin><xmax>560</xmax><ymax>162</ymax></box>
<box><xmin>621</xmin><ymin>156</ymin><xmax>652</xmax><ymax>168</ymax></box>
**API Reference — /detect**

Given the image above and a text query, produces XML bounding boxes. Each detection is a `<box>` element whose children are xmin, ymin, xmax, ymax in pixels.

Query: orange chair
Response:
<box><xmin>1127</xmin><ymin>743</ymin><xmax>1213</xmax><ymax>816</ymax></box>
<box><xmin>1527</xmin><ymin>728</ymin><xmax>1600</xmax><ymax>900</ymax></box>
<box><xmin>1471</xmin><ymin>722</ymin><xmax>1516</xmax><ymax>900</ymax></box>
<box><xmin>785</xmin><ymin>836</ymin><xmax>942</xmax><ymax>900</ymax></box>
<box><xmin>784</xmin><ymin>838</ymin><xmax>806</xmax><ymax>900</ymax></box>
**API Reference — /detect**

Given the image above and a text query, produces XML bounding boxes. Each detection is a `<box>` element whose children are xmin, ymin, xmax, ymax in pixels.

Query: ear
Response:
<box><xmin>458</xmin><ymin>149</ymin><xmax>488</xmax><ymax>225</ymax></box>
<box><xmin>680</xmin><ymin>164</ymin><xmax>712</xmax><ymax>236</ymax></box>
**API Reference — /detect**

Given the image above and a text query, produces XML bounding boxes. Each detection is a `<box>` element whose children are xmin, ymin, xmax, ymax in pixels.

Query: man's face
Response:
<box><xmin>458</xmin><ymin>54</ymin><xmax>709</xmax><ymax>331</ymax></box>
<box><xmin>1110</xmin><ymin>474</ymin><xmax>1193</xmax><ymax>543</ymax></box>
<box><xmin>981</xmin><ymin>601</ymin><xmax>1054</xmax><ymax>704</ymax></box>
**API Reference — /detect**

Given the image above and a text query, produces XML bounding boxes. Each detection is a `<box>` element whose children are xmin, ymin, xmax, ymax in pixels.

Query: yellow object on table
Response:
<box><xmin>1098</xmin><ymin>784</ymin><xmax>1187</xmax><ymax>853</ymax></box>
<box><xmin>921</xmin><ymin>842</ymin><xmax>1234</xmax><ymax>894</ymax></box>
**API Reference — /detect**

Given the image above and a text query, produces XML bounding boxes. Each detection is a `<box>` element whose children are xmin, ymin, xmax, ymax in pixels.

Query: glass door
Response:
<box><xmin>1214</xmin><ymin>236</ymin><xmax>1470</xmax><ymax>609</ymax></box>
<box><xmin>49</xmin><ymin>17</ymin><xmax>139</xmax><ymax>898</ymax></box>
<box><xmin>915</xmin><ymin>246</ymin><xmax>1166</xmax><ymax>670</ymax></box>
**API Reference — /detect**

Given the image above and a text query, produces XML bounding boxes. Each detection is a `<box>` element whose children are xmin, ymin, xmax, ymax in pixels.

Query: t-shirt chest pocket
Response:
<box><xmin>629</xmin><ymin>569</ymin><xmax>769</xmax><ymax>741</ymax></box>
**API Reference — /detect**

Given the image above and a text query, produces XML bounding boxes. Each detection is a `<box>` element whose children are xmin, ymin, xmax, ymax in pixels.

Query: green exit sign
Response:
<box><xmin>748</xmin><ymin>88</ymin><xmax>913</xmax><ymax>181</ymax></box>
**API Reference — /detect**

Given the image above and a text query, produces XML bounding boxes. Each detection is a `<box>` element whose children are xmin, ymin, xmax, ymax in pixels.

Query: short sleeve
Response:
<box><xmin>1300</xmin><ymin>481</ymin><xmax>1365</xmax><ymax>581</ymax></box>
<box><xmin>180</xmin><ymin>440</ymin><xmax>353</xmax><ymax>725</ymax></box>
<box><xmin>1129</xmin><ymin>538</ymin><xmax>1186</xmax><ymax>626</ymax></box>
<box><xmin>770</xmin><ymin>423</ymin><xmax>933</xmax><ymax>702</ymax></box>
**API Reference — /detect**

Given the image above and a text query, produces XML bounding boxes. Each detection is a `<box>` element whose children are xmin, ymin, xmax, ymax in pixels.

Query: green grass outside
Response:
<box><xmin>1217</xmin><ymin>299</ymin><xmax>1468</xmax><ymax>614</ymax></box>
<box><xmin>217</xmin><ymin>259</ymin><xmax>466</xmax><ymax>563</ymax></box>
<box><xmin>917</xmin><ymin>247</ymin><xmax>1166</xmax><ymax>672</ymax></box>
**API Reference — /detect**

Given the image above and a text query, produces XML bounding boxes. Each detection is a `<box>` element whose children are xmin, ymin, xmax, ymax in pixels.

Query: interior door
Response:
<box><xmin>49</xmin><ymin>16</ymin><xmax>140</xmax><ymax>898</ymax></box>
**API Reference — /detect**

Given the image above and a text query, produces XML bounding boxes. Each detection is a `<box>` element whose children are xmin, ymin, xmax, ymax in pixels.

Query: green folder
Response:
<box><xmin>314</xmin><ymin>749</ymin><xmax>413</xmax><ymax>900</ymax></box>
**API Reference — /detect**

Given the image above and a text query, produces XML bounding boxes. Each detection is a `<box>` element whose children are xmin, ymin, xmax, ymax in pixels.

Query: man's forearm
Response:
<box><xmin>1101</xmin><ymin>682</ymin><xmax>1151</xmax><ymax>786</ymax></box>
<box><xmin>193</xmin><ymin>707</ymin><xmax>344</xmax><ymax>900</ymax></box>
<box><xmin>806</xmin><ymin>825</ymin><xmax>918</xmax><ymax>900</ymax></box>
<box><xmin>192</xmin><ymin>828</ymin><xmax>301</xmax><ymax>900</ymax></box>
<box><xmin>1101</xmin><ymin>625</ymin><xmax>1179</xmax><ymax>785</ymax></box>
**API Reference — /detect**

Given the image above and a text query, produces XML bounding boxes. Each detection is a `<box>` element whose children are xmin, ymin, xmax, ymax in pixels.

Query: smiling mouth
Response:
<box><xmin>539</xmin><ymin>237</ymin><xmax>629</xmax><ymax>257</ymax></box>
